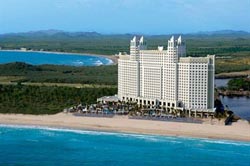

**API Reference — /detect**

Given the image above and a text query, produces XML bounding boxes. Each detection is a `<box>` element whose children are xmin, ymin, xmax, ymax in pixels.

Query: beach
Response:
<box><xmin>0</xmin><ymin>113</ymin><xmax>249</xmax><ymax>142</ymax></box>
<box><xmin>40</xmin><ymin>50</ymin><xmax>118</xmax><ymax>64</ymax></box>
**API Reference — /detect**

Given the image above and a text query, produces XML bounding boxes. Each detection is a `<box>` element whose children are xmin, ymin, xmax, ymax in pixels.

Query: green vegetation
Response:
<box><xmin>1</xmin><ymin>32</ymin><xmax>250</xmax><ymax>114</ymax></box>
<box><xmin>0</xmin><ymin>34</ymin><xmax>132</xmax><ymax>55</ymax></box>
<box><xmin>0</xmin><ymin>63</ymin><xmax>118</xmax><ymax>115</ymax></box>
<box><xmin>0</xmin><ymin>84</ymin><xmax>117</xmax><ymax>114</ymax></box>
<box><xmin>227</xmin><ymin>78</ymin><xmax>250</xmax><ymax>90</ymax></box>
<box><xmin>0</xmin><ymin>62</ymin><xmax>118</xmax><ymax>85</ymax></box>
<box><xmin>1</xmin><ymin>34</ymin><xmax>250</xmax><ymax>57</ymax></box>
<box><xmin>1</xmin><ymin>33</ymin><xmax>250</xmax><ymax>73</ymax></box>
<box><xmin>215</xmin><ymin>57</ymin><xmax>250</xmax><ymax>74</ymax></box>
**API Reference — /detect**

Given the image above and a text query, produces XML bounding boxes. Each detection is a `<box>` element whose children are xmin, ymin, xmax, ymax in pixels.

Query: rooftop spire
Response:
<box><xmin>131</xmin><ymin>36</ymin><xmax>136</xmax><ymax>42</ymax></box>
<box><xmin>170</xmin><ymin>36</ymin><xmax>174</xmax><ymax>42</ymax></box>
<box><xmin>139</xmin><ymin>36</ymin><xmax>144</xmax><ymax>43</ymax></box>
<box><xmin>177</xmin><ymin>36</ymin><xmax>182</xmax><ymax>44</ymax></box>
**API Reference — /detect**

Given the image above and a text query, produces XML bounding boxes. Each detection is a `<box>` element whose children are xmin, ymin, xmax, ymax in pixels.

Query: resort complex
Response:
<box><xmin>118</xmin><ymin>36</ymin><xmax>215</xmax><ymax>114</ymax></box>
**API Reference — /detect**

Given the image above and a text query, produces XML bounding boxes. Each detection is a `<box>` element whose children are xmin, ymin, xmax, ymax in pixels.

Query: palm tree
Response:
<box><xmin>170</xmin><ymin>107</ymin><xmax>175</xmax><ymax>115</ymax></box>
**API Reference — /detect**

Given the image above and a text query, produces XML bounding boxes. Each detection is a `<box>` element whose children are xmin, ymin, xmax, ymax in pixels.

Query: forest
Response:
<box><xmin>227</xmin><ymin>78</ymin><xmax>250</xmax><ymax>91</ymax></box>
<box><xmin>0</xmin><ymin>63</ymin><xmax>118</xmax><ymax>114</ymax></box>
<box><xmin>0</xmin><ymin>84</ymin><xmax>117</xmax><ymax>114</ymax></box>
<box><xmin>0</xmin><ymin>62</ymin><xmax>118</xmax><ymax>85</ymax></box>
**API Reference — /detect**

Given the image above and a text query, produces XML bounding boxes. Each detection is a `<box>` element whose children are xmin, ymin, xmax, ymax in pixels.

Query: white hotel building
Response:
<box><xmin>118</xmin><ymin>36</ymin><xmax>215</xmax><ymax>112</ymax></box>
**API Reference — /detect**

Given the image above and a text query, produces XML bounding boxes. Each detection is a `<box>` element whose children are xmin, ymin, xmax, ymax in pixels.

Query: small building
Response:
<box><xmin>20</xmin><ymin>48</ymin><xmax>27</xmax><ymax>51</ymax></box>
<box><xmin>97</xmin><ymin>95</ymin><xmax>120</xmax><ymax>103</ymax></box>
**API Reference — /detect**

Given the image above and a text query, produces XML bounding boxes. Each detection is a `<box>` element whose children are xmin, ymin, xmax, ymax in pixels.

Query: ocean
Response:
<box><xmin>0</xmin><ymin>50</ymin><xmax>113</xmax><ymax>66</ymax></box>
<box><xmin>0</xmin><ymin>125</ymin><xmax>249</xmax><ymax>166</ymax></box>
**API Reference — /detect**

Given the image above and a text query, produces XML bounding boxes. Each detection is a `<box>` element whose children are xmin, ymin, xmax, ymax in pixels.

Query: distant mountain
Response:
<box><xmin>0</xmin><ymin>29</ymin><xmax>101</xmax><ymax>38</ymax></box>
<box><xmin>0</xmin><ymin>29</ymin><xmax>249</xmax><ymax>38</ymax></box>
<box><xmin>190</xmin><ymin>30</ymin><xmax>250</xmax><ymax>36</ymax></box>
<box><xmin>26</xmin><ymin>29</ymin><xmax>64</xmax><ymax>35</ymax></box>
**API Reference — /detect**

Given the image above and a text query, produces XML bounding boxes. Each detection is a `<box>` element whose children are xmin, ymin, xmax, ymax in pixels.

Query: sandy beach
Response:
<box><xmin>0</xmin><ymin>113</ymin><xmax>249</xmax><ymax>142</ymax></box>
<box><xmin>40</xmin><ymin>50</ymin><xmax>119</xmax><ymax>64</ymax></box>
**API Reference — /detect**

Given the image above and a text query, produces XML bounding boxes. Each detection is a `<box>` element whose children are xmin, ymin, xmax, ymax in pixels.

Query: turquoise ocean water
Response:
<box><xmin>0</xmin><ymin>125</ymin><xmax>249</xmax><ymax>166</ymax></box>
<box><xmin>0</xmin><ymin>51</ymin><xmax>113</xmax><ymax>66</ymax></box>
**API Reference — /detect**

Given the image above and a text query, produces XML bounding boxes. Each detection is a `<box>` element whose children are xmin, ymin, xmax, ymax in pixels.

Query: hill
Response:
<box><xmin>1</xmin><ymin>30</ymin><xmax>250</xmax><ymax>73</ymax></box>
<box><xmin>1</xmin><ymin>30</ymin><xmax>250</xmax><ymax>56</ymax></box>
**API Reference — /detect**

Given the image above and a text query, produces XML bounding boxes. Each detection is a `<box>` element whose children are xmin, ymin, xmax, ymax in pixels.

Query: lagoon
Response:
<box><xmin>220</xmin><ymin>96</ymin><xmax>250</xmax><ymax>121</ymax></box>
<box><xmin>0</xmin><ymin>50</ymin><xmax>113</xmax><ymax>66</ymax></box>
<box><xmin>215</xmin><ymin>79</ymin><xmax>250</xmax><ymax>121</ymax></box>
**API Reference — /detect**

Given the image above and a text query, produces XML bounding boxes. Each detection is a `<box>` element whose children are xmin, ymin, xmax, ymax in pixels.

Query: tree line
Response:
<box><xmin>0</xmin><ymin>84</ymin><xmax>117</xmax><ymax>114</ymax></box>
<box><xmin>0</xmin><ymin>62</ymin><xmax>118</xmax><ymax>85</ymax></box>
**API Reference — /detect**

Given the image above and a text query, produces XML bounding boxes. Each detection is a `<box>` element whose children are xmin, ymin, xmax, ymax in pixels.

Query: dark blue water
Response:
<box><xmin>215</xmin><ymin>79</ymin><xmax>231</xmax><ymax>87</ymax></box>
<box><xmin>0</xmin><ymin>125</ymin><xmax>249</xmax><ymax>166</ymax></box>
<box><xmin>0</xmin><ymin>50</ymin><xmax>113</xmax><ymax>66</ymax></box>
<box><xmin>220</xmin><ymin>96</ymin><xmax>250</xmax><ymax>121</ymax></box>
<box><xmin>215</xmin><ymin>79</ymin><xmax>250</xmax><ymax>121</ymax></box>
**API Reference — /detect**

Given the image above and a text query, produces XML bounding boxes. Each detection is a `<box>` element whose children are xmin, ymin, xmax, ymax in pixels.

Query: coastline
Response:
<box><xmin>0</xmin><ymin>113</ymin><xmax>249</xmax><ymax>142</ymax></box>
<box><xmin>0</xmin><ymin>49</ymin><xmax>118</xmax><ymax>65</ymax></box>
<box><xmin>216</xmin><ymin>70</ymin><xmax>250</xmax><ymax>79</ymax></box>
<box><xmin>218</xmin><ymin>90</ymin><xmax>250</xmax><ymax>97</ymax></box>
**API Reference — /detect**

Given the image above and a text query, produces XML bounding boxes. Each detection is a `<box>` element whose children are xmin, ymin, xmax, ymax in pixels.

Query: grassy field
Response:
<box><xmin>216</xmin><ymin>58</ymin><xmax>250</xmax><ymax>74</ymax></box>
<box><xmin>216</xmin><ymin>70</ymin><xmax>250</xmax><ymax>78</ymax></box>
<box><xmin>0</xmin><ymin>76</ymin><xmax>25</xmax><ymax>83</ymax></box>
<box><xmin>0</xmin><ymin>76</ymin><xmax>116</xmax><ymax>88</ymax></box>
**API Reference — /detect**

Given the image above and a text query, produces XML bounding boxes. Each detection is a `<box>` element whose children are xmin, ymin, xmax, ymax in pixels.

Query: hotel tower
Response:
<box><xmin>118</xmin><ymin>36</ymin><xmax>215</xmax><ymax>112</ymax></box>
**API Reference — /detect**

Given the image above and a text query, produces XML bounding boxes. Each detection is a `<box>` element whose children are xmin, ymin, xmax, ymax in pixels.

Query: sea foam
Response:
<box><xmin>0</xmin><ymin>124</ymin><xmax>249</xmax><ymax>146</ymax></box>
<box><xmin>94</xmin><ymin>60</ymin><xmax>104</xmax><ymax>66</ymax></box>
<box><xmin>105</xmin><ymin>58</ymin><xmax>114</xmax><ymax>65</ymax></box>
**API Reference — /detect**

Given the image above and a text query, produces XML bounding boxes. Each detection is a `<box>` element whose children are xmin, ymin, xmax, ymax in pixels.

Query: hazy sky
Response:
<box><xmin>0</xmin><ymin>0</ymin><xmax>249</xmax><ymax>34</ymax></box>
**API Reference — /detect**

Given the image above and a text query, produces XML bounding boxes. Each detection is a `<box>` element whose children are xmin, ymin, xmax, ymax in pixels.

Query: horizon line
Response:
<box><xmin>1</xmin><ymin>29</ymin><xmax>250</xmax><ymax>36</ymax></box>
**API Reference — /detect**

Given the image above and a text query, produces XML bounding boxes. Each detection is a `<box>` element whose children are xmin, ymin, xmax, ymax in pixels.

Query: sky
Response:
<box><xmin>0</xmin><ymin>0</ymin><xmax>250</xmax><ymax>34</ymax></box>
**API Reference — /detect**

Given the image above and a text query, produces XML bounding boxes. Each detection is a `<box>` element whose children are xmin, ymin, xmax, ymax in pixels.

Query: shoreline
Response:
<box><xmin>2</xmin><ymin>123</ymin><xmax>250</xmax><ymax>144</ymax></box>
<box><xmin>216</xmin><ymin>70</ymin><xmax>250</xmax><ymax>79</ymax></box>
<box><xmin>0</xmin><ymin>113</ymin><xmax>249</xmax><ymax>142</ymax></box>
<box><xmin>0</xmin><ymin>49</ymin><xmax>118</xmax><ymax>65</ymax></box>
<box><xmin>218</xmin><ymin>90</ymin><xmax>250</xmax><ymax>97</ymax></box>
